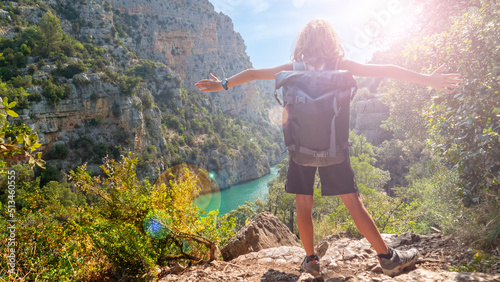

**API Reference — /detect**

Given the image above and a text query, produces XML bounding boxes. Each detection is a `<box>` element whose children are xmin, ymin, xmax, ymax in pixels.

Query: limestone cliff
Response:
<box><xmin>352</xmin><ymin>95</ymin><xmax>391</xmax><ymax>146</ymax></box>
<box><xmin>106</xmin><ymin>0</ymin><xmax>272</xmax><ymax>122</ymax></box>
<box><xmin>4</xmin><ymin>0</ymin><xmax>282</xmax><ymax>188</ymax></box>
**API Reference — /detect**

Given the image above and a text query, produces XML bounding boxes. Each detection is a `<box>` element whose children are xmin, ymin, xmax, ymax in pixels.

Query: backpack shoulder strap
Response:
<box><xmin>293</xmin><ymin>61</ymin><xmax>306</xmax><ymax>71</ymax></box>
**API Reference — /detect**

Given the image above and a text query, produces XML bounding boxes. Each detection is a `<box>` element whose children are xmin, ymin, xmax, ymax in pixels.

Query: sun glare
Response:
<box><xmin>346</xmin><ymin>1</ymin><xmax>381</xmax><ymax>24</ymax></box>
<box><xmin>335</xmin><ymin>0</ymin><xmax>412</xmax><ymax>60</ymax></box>
<box><xmin>293</xmin><ymin>0</ymin><xmax>307</xmax><ymax>8</ymax></box>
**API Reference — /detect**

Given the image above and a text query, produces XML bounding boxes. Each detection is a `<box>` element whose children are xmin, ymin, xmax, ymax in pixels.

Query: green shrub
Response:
<box><xmin>41</xmin><ymin>181</ymin><xmax>87</xmax><ymax>207</ymax></box>
<box><xmin>51</xmin><ymin>143</ymin><xmax>69</xmax><ymax>159</ymax></box>
<box><xmin>39</xmin><ymin>12</ymin><xmax>63</xmax><ymax>55</ymax></box>
<box><xmin>20</xmin><ymin>25</ymin><xmax>44</xmax><ymax>55</ymax></box>
<box><xmin>42</xmin><ymin>79</ymin><xmax>70</xmax><ymax>106</ymax></box>
<box><xmin>28</xmin><ymin>64</ymin><xmax>37</xmax><ymax>75</ymax></box>
<box><xmin>117</xmin><ymin>75</ymin><xmax>141</xmax><ymax>96</ymax></box>
<box><xmin>38</xmin><ymin>163</ymin><xmax>62</xmax><ymax>187</ymax></box>
<box><xmin>69</xmin><ymin>156</ymin><xmax>236</xmax><ymax>276</ymax></box>
<box><xmin>58</xmin><ymin>60</ymin><xmax>87</xmax><ymax>78</ymax></box>
<box><xmin>184</xmin><ymin>133</ymin><xmax>195</xmax><ymax>147</ymax></box>
<box><xmin>0</xmin><ymin>81</ymin><xmax>30</xmax><ymax>110</ymax></box>
<box><xmin>126</xmin><ymin>59</ymin><xmax>157</xmax><ymax>80</ymax></box>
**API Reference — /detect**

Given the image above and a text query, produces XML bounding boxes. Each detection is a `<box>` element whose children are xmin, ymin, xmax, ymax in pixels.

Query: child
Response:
<box><xmin>195</xmin><ymin>19</ymin><xmax>461</xmax><ymax>277</ymax></box>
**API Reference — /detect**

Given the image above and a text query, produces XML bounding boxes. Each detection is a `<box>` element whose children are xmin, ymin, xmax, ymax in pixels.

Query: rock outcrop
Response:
<box><xmin>17</xmin><ymin>62</ymin><xmax>174</xmax><ymax>176</ymax></box>
<box><xmin>221</xmin><ymin>212</ymin><xmax>301</xmax><ymax>261</ymax></box>
<box><xmin>352</xmin><ymin>96</ymin><xmax>391</xmax><ymax>145</ymax></box>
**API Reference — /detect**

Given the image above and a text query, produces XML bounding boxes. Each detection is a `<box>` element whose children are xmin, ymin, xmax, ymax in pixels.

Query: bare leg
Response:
<box><xmin>296</xmin><ymin>194</ymin><xmax>315</xmax><ymax>256</ymax></box>
<box><xmin>340</xmin><ymin>192</ymin><xmax>389</xmax><ymax>255</ymax></box>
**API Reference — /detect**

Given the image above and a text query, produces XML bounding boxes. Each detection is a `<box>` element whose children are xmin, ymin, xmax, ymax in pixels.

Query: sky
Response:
<box><xmin>209</xmin><ymin>0</ymin><xmax>413</xmax><ymax>69</ymax></box>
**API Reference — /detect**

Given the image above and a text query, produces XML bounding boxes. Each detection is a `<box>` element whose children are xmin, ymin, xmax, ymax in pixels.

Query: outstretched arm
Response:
<box><xmin>338</xmin><ymin>59</ymin><xmax>462</xmax><ymax>93</ymax></box>
<box><xmin>195</xmin><ymin>63</ymin><xmax>292</xmax><ymax>92</ymax></box>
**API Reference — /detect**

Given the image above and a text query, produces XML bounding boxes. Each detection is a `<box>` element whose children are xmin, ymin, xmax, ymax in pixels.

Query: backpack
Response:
<box><xmin>274</xmin><ymin>60</ymin><xmax>357</xmax><ymax>167</ymax></box>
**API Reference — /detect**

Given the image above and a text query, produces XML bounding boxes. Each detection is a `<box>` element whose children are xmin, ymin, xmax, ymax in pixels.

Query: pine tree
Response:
<box><xmin>39</xmin><ymin>12</ymin><xmax>63</xmax><ymax>55</ymax></box>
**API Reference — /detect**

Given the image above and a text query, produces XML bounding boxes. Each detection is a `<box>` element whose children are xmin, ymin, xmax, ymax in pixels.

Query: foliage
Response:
<box><xmin>1</xmin><ymin>1</ymin><xmax>499</xmax><ymax>279</ymax></box>
<box><xmin>0</xmin><ymin>97</ymin><xmax>45</xmax><ymax>171</ymax></box>
<box><xmin>405</xmin><ymin>0</ymin><xmax>480</xmax><ymax>37</ymax></box>
<box><xmin>374</xmin><ymin>138</ymin><xmax>415</xmax><ymax>189</ymax></box>
<box><xmin>42</xmin><ymin>181</ymin><xmax>87</xmax><ymax>207</ymax></box>
<box><xmin>1</xmin><ymin>154</ymin><xmax>236</xmax><ymax>281</ymax></box>
<box><xmin>424</xmin><ymin>3</ymin><xmax>500</xmax><ymax>203</ymax></box>
<box><xmin>402</xmin><ymin>157</ymin><xmax>461</xmax><ymax>234</ymax></box>
<box><xmin>0</xmin><ymin>81</ymin><xmax>31</xmax><ymax>111</ymax></box>
<box><xmin>55</xmin><ymin>60</ymin><xmax>88</xmax><ymax>78</ymax></box>
<box><xmin>155</xmin><ymin>85</ymin><xmax>283</xmax><ymax>170</ymax></box>
<box><xmin>39</xmin><ymin>11</ymin><xmax>63</xmax><ymax>55</ymax></box>
<box><xmin>0</xmin><ymin>164</ymin><xmax>40</xmax><ymax>212</ymax></box>
<box><xmin>375</xmin><ymin>0</ymin><xmax>499</xmax><ymax>250</ymax></box>
<box><xmin>451</xmin><ymin>250</ymin><xmax>500</xmax><ymax>273</ymax></box>
<box><xmin>349</xmin><ymin>131</ymin><xmax>390</xmax><ymax>192</ymax></box>
<box><xmin>20</xmin><ymin>25</ymin><xmax>45</xmax><ymax>55</ymax></box>
<box><xmin>381</xmin><ymin>0</ymin><xmax>499</xmax><ymax>204</ymax></box>
<box><xmin>0</xmin><ymin>165</ymin><xmax>101</xmax><ymax>281</ymax></box>
<box><xmin>260</xmin><ymin>160</ymin><xmax>296</xmax><ymax>229</ymax></box>
<box><xmin>2</xmin><ymin>1</ymin><xmax>283</xmax><ymax>175</ymax></box>
<box><xmin>0</xmin><ymin>8</ymin><xmax>113</xmax><ymax>110</ymax></box>
<box><xmin>350</xmin><ymin>154</ymin><xmax>390</xmax><ymax>192</ymax></box>
<box><xmin>226</xmin><ymin>200</ymin><xmax>264</xmax><ymax>232</ymax></box>
<box><xmin>68</xmin><ymin>155</ymin><xmax>235</xmax><ymax>276</ymax></box>
<box><xmin>126</xmin><ymin>59</ymin><xmax>158</xmax><ymax>80</ymax></box>
<box><xmin>118</xmin><ymin>75</ymin><xmax>142</xmax><ymax>96</ymax></box>
<box><xmin>313</xmin><ymin>183</ymin><xmax>421</xmax><ymax>242</ymax></box>
<box><xmin>41</xmin><ymin>78</ymin><xmax>70</xmax><ymax>107</ymax></box>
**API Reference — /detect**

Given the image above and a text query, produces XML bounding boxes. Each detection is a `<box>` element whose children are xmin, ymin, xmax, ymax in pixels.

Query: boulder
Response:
<box><xmin>221</xmin><ymin>212</ymin><xmax>301</xmax><ymax>261</ymax></box>
<box><xmin>389</xmin><ymin>231</ymin><xmax>421</xmax><ymax>248</ymax></box>
<box><xmin>353</xmin><ymin>98</ymin><xmax>390</xmax><ymax>145</ymax></box>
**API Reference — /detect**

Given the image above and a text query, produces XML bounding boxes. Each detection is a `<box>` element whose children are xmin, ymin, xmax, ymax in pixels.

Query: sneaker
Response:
<box><xmin>301</xmin><ymin>253</ymin><xmax>320</xmax><ymax>276</ymax></box>
<box><xmin>378</xmin><ymin>247</ymin><xmax>418</xmax><ymax>277</ymax></box>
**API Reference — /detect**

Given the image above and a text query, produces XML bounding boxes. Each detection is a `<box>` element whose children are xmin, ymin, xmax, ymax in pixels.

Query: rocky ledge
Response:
<box><xmin>159</xmin><ymin>212</ymin><xmax>500</xmax><ymax>282</ymax></box>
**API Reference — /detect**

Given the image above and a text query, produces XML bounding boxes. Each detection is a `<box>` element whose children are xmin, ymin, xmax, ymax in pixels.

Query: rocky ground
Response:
<box><xmin>158</xmin><ymin>234</ymin><xmax>499</xmax><ymax>281</ymax></box>
<box><xmin>158</xmin><ymin>213</ymin><xmax>499</xmax><ymax>282</ymax></box>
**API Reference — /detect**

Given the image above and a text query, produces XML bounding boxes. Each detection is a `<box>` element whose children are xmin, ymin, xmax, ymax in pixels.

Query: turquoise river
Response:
<box><xmin>193</xmin><ymin>165</ymin><xmax>279</xmax><ymax>215</ymax></box>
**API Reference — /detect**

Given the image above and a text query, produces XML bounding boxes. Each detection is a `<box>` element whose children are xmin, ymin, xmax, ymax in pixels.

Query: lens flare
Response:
<box><xmin>208</xmin><ymin>172</ymin><xmax>216</xmax><ymax>179</ymax></box>
<box><xmin>143</xmin><ymin>210</ymin><xmax>170</xmax><ymax>239</ymax></box>
<box><xmin>154</xmin><ymin>164</ymin><xmax>221</xmax><ymax>213</ymax></box>
<box><xmin>269</xmin><ymin>106</ymin><xmax>288</xmax><ymax>126</ymax></box>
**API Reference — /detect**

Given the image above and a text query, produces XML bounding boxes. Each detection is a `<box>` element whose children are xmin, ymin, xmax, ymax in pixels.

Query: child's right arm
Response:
<box><xmin>338</xmin><ymin>59</ymin><xmax>462</xmax><ymax>93</ymax></box>
<box><xmin>195</xmin><ymin>63</ymin><xmax>292</xmax><ymax>92</ymax></box>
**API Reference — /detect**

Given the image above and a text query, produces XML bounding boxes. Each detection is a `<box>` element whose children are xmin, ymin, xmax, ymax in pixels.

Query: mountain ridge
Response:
<box><xmin>1</xmin><ymin>0</ymin><xmax>282</xmax><ymax>188</ymax></box>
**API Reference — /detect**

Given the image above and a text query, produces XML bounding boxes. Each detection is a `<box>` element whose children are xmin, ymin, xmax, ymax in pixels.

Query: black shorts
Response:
<box><xmin>285</xmin><ymin>154</ymin><xmax>359</xmax><ymax>196</ymax></box>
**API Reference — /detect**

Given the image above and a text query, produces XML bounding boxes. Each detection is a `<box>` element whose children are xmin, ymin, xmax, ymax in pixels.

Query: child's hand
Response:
<box><xmin>429</xmin><ymin>64</ymin><xmax>463</xmax><ymax>93</ymax></box>
<box><xmin>195</xmin><ymin>73</ymin><xmax>224</xmax><ymax>92</ymax></box>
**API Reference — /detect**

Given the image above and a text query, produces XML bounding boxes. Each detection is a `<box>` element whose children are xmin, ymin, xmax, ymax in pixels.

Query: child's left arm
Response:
<box><xmin>338</xmin><ymin>59</ymin><xmax>462</xmax><ymax>93</ymax></box>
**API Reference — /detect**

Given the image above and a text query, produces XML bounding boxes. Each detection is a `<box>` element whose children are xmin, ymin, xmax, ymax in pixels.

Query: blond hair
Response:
<box><xmin>293</xmin><ymin>19</ymin><xmax>345</xmax><ymax>68</ymax></box>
